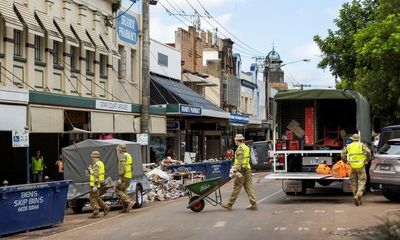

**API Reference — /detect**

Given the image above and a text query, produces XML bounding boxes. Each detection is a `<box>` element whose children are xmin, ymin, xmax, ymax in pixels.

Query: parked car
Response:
<box><xmin>377</xmin><ymin>125</ymin><xmax>400</xmax><ymax>150</ymax></box>
<box><xmin>370</xmin><ymin>138</ymin><xmax>400</xmax><ymax>202</ymax></box>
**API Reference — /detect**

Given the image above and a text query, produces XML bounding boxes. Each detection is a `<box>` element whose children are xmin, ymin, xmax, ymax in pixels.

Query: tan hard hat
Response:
<box><xmin>90</xmin><ymin>151</ymin><xmax>100</xmax><ymax>158</ymax></box>
<box><xmin>234</xmin><ymin>134</ymin><xmax>245</xmax><ymax>141</ymax></box>
<box><xmin>351</xmin><ymin>134</ymin><xmax>360</xmax><ymax>140</ymax></box>
<box><xmin>118</xmin><ymin>143</ymin><xmax>127</xmax><ymax>152</ymax></box>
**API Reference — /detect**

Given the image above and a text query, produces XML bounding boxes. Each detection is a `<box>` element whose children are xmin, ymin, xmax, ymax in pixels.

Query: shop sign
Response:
<box><xmin>12</xmin><ymin>130</ymin><xmax>29</xmax><ymax>148</ymax></box>
<box><xmin>167</xmin><ymin>121</ymin><xmax>180</xmax><ymax>130</ymax></box>
<box><xmin>137</xmin><ymin>133</ymin><xmax>148</xmax><ymax>145</ymax></box>
<box><xmin>117</xmin><ymin>11</ymin><xmax>138</xmax><ymax>45</ymax></box>
<box><xmin>229</xmin><ymin>113</ymin><xmax>249</xmax><ymax>123</ymax></box>
<box><xmin>179</xmin><ymin>104</ymin><xmax>202</xmax><ymax>116</ymax></box>
<box><xmin>95</xmin><ymin>100</ymin><xmax>132</xmax><ymax>112</ymax></box>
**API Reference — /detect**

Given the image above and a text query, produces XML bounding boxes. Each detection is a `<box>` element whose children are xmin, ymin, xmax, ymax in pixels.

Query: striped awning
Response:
<box><xmin>0</xmin><ymin>0</ymin><xmax>23</xmax><ymax>30</ymax></box>
<box><xmin>100</xmin><ymin>33</ymin><xmax>120</xmax><ymax>57</ymax></box>
<box><xmin>86</xmin><ymin>29</ymin><xmax>108</xmax><ymax>55</ymax></box>
<box><xmin>53</xmin><ymin>18</ymin><xmax>79</xmax><ymax>47</ymax></box>
<box><xmin>35</xmin><ymin>10</ymin><xmax>62</xmax><ymax>42</ymax></box>
<box><xmin>70</xmin><ymin>23</ymin><xmax>95</xmax><ymax>51</ymax></box>
<box><xmin>14</xmin><ymin>3</ymin><xmax>44</xmax><ymax>37</ymax></box>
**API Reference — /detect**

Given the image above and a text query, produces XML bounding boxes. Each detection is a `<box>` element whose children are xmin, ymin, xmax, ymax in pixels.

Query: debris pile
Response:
<box><xmin>143</xmin><ymin>166</ymin><xmax>203</xmax><ymax>204</ymax></box>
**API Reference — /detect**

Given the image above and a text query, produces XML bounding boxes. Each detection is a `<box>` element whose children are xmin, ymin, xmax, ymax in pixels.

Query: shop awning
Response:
<box><xmin>70</xmin><ymin>23</ymin><xmax>95</xmax><ymax>51</ymax></box>
<box><xmin>0</xmin><ymin>104</ymin><xmax>26</xmax><ymax>131</ymax></box>
<box><xmin>30</xmin><ymin>107</ymin><xmax>63</xmax><ymax>133</ymax></box>
<box><xmin>150</xmin><ymin>74</ymin><xmax>223</xmax><ymax>113</ymax></box>
<box><xmin>91</xmin><ymin>112</ymin><xmax>113</xmax><ymax>133</ymax></box>
<box><xmin>35</xmin><ymin>10</ymin><xmax>62</xmax><ymax>42</ymax></box>
<box><xmin>86</xmin><ymin>29</ymin><xmax>108</xmax><ymax>55</ymax></box>
<box><xmin>0</xmin><ymin>0</ymin><xmax>23</xmax><ymax>30</ymax></box>
<box><xmin>150</xmin><ymin>115</ymin><xmax>166</xmax><ymax>134</ymax></box>
<box><xmin>114</xmin><ymin>113</ymin><xmax>134</xmax><ymax>133</ymax></box>
<box><xmin>14</xmin><ymin>3</ymin><xmax>44</xmax><ymax>37</ymax></box>
<box><xmin>54</xmin><ymin>17</ymin><xmax>79</xmax><ymax>47</ymax></box>
<box><xmin>183</xmin><ymin>72</ymin><xmax>218</xmax><ymax>87</ymax></box>
<box><xmin>100</xmin><ymin>33</ymin><xmax>120</xmax><ymax>57</ymax></box>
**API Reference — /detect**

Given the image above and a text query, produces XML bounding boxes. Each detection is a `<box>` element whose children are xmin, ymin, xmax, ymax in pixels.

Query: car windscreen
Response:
<box><xmin>378</xmin><ymin>142</ymin><xmax>400</xmax><ymax>155</ymax></box>
<box><xmin>379</xmin><ymin>129</ymin><xmax>400</xmax><ymax>149</ymax></box>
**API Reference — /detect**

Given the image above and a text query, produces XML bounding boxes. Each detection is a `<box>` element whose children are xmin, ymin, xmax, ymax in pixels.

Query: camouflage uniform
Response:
<box><xmin>89</xmin><ymin>160</ymin><xmax>108</xmax><ymax>216</ymax></box>
<box><xmin>116</xmin><ymin>151</ymin><xmax>134</xmax><ymax>212</ymax></box>
<box><xmin>341</xmin><ymin>139</ymin><xmax>371</xmax><ymax>205</ymax></box>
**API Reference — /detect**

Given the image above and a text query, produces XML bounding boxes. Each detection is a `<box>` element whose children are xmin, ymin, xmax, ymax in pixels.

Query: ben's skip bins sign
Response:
<box><xmin>117</xmin><ymin>11</ymin><xmax>138</xmax><ymax>45</ymax></box>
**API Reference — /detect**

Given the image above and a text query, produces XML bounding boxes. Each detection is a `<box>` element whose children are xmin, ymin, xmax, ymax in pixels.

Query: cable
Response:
<box><xmin>113</xmin><ymin>1</ymin><xmax>135</xmax><ymax>19</ymax></box>
<box><xmin>1</xmin><ymin>65</ymin><xmax>37</xmax><ymax>91</ymax></box>
<box><xmin>195</xmin><ymin>0</ymin><xmax>265</xmax><ymax>56</ymax></box>
<box><xmin>158</xmin><ymin>1</ymin><xmax>191</xmax><ymax>27</ymax></box>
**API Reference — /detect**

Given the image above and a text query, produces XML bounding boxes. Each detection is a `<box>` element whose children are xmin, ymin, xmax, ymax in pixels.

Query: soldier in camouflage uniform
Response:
<box><xmin>341</xmin><ymin>134</ymin><xmax>371</xmax><ymax>206</ymax></box>
<box><xmin>116</xmin><ymin>144</ymin><xmax>135</xmax><ymax>213</ymax></box>
<box><xmin>88</xmin><ymin>151</ymin><xmax>110</xmax><ymax>218</ymax></box>
<box><xmin>221</xmin><ymin>134</ymin><xmax>257</xmax><ymax>210</ymax></box>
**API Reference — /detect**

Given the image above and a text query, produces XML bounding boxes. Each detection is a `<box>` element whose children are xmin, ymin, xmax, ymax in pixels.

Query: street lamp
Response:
<box><xmin>281</xmin><ymin>58</ymin><xmax>310</xmax><ymax>67</ymax></box>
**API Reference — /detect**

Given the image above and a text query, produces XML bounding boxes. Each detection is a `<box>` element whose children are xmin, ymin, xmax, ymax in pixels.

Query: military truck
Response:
<box><xmin>265</xmin><ymin>89</ymin><xmax>371</xmax><ymax>195</ymax></box>
<box><xmin>63</xmin><ymin>139</ymin><xmax>151</xmax><ymax>213</ymax></box>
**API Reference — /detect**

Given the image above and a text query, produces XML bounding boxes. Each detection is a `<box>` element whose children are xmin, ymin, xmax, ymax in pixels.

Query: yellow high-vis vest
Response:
<box><xmin>347</xmin><ymin>142</ymin><xmax>367</xmax><ymax>169</ymax></box>
<box><xmin>234</xmin><ymin>144</ymin><xmax>251</xmax><ymax>170</ymax></box>
<box><xmin>32</xmin><ymin>157</ymin><xmax>44</xmax><ymax>174</ymax></box>
<box><xmin>123</xmin><ymin>152</ymin><xmax>133</xmax><ymax>179</ymax></box>
<box><xmin>90</xmin><ymin>160</ymin><xmax>105</xmax><ymax>187</ymax></box>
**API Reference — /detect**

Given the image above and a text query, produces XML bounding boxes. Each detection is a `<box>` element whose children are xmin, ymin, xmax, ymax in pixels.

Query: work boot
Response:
<box><xmin>103</xmin><ymin>204</ymin><xmax>110</xmax><ymax>216</ymax></box>
<box><xmin>353</xmin><ymin>197</ymin><xmax>360</xmax><ymax>206</ymax></box>
<box><xmin>119</xmin><ymin>208</ymin><xmax>127</xmax><ymax>213</ymax></box>
<box><xmin>88</xmin><ymin>213</ymin><xmax>100</xmax><ymax>219</ymax></box>
<box><xmin>126</xmin><ymin>201</ymin><xmax>134</xmax><ymax>213</ymax></box>
<box><xmin>358</xmin><ymin>196</ymin><xmax>363</xmax><ymax>206</ymax></box>
<box><xmin>246</xmin><ymin>203</ymin><xmax>258</xmax><ymax>210</ymax></box>
<box><xmin>220</xmin><ymin>203</ymin><xmax>232</xmax><ymax>211</ymax></box>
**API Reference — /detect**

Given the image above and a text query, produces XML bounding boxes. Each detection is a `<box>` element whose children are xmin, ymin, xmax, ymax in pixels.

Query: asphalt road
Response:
<box><xmin>7</xmin><ymin>172</ymin><xmax>400</xmax><ymax>240</ymax></box>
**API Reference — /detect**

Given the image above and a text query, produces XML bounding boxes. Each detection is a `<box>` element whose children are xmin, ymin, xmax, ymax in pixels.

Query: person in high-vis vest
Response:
<box><xmin>88</xmin><ymin>151</ymin><xmax>110</xmax><ymax>218</ymax></box>
<box><xmin>341</xmin><ymin>134</ymin><xmax>371</xmax><ymax>206</ymax></box>
<box><xmin>221</xmin><ymin>134</ymin><xmax>257</xmax><ymax>210</ymax></box>
<box><xmin>31</xmin><ymin>150</ymin><xmax>46</xmax><ymax>183</ymax></box>
<box><xmin>116</xmin><ymin>144</ymin><xmax>135</xmax><ymax>213</ymax></box>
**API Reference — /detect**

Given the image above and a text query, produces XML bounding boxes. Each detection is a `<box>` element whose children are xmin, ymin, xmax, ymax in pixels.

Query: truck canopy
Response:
<box><xmin>275</xmin><ymin>89</ymin><xmax>371</xmax><ymax>143</ymax></box>
<box><xmin>62</xmin><ymin>139</ymin><xmax>143</xmax><ymax>183</ymax></box>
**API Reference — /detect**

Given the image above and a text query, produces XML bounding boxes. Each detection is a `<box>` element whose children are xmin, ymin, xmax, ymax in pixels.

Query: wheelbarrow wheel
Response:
<box><xmin>190</xmin><ymin>196</ymin><xmax>205</xmax><ymax>212</ymax></box>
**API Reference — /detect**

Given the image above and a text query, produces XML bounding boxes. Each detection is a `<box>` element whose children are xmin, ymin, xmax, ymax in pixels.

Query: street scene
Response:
<box><xmin>1</xmin><ymin>0</ymin><xmax>400</xmax><ymax>239</ymax></box>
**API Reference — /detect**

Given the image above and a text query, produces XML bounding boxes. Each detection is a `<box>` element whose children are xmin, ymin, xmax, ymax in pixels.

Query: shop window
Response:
<box><xmin>131</xmin><ymin>49</ymin><xmax>137</xmax><ymax>83</ymax></box>
<box><xmin>14</xmin><ymin>29</ymin><xmax>22</xmax><ymax>56</ymax></box>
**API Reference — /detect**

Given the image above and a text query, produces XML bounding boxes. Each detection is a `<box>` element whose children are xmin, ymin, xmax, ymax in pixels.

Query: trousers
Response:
<box><xmin>227</xmin><ymin>169</ymin><xmax>256</xmax><ymax>206</ymax></box>
<box><xmin>115</xmin><ymin>180</ymin><xmax>133</xmax><ymax>207</ymax></box>
<box><xmin>89</xmin><ymin>188</ymin><xmax>107</xmax><ymax>215</ymax></box>
<box><xmin>350</xmin><ymin>167</ymin><xmax>367</xmax><ymax>199</ymax></box>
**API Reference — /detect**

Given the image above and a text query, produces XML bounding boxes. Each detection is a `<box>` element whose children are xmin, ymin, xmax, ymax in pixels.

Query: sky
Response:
<box><xmin>122</xmin><ymin>0</ymin><xmax>350</xmax><ymax>88</ymax></box>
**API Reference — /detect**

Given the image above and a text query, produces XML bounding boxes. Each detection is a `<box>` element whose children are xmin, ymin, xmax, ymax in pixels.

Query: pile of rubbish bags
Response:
<box><xmin>142</xmin><ymin>166</ymin><xmax>201</xmax><ymax>204</ymax></box>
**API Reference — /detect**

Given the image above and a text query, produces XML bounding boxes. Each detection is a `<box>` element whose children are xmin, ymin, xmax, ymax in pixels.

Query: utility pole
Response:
<box><xmin>141</xmin><ymin>0</ymin><xmax>158</xmax><ymax>163</ymax></box>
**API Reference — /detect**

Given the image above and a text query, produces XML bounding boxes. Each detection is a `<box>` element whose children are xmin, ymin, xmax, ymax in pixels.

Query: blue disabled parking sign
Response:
<box><xmin>12</xmin><ymin>130</ymin><xmax>29</xmax><ymax>148</ymax></box>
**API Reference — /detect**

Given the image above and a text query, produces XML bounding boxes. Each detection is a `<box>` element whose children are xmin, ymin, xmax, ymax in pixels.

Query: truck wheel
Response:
<box><xmin>71</xmin><ymin>200</ymin><xmax>84</xmax><ymax>213</ymax></box>
<box><xmin>382</xmin><ymin>189</ymin><xmax>400</xmax><ymax>202</ymax></box>
<box><xmin>189</xmin><ymin>196</ymin><xmax>205</xmax><ymax>212</ymax></box>
<box><xmin>134</xmin><ymin>185</ymin><xmax>143</xmax><ymax>208</ymax></box>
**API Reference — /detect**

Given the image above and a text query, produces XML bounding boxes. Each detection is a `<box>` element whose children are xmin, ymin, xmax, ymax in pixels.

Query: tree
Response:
<box><xmin>314</xmin><ymin>0</ymin><xmax>400</xmax><ymax>122</ymax></box>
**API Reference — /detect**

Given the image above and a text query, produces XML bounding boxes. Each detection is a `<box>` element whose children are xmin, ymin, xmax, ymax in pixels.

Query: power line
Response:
<box><xmin>194</xmin><ymin>0</ymin><xmax>265</xmax><ymax>56</ymax></box>
<box><xmin>1</xmin><ymin>66</ymin><xmax>37</xmax><ymax>91</ymax></box>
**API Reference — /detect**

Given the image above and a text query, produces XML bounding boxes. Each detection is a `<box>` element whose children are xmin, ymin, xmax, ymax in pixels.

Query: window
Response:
<box><xmin>100</xmin><ymin>54</ymin><xmax>108</xmax><ymax>77</ymax></box>
<box><xmin>14</xmin><ymin>30</ymin><xmax>22</xmax><ymax>56</ymax></box>
<box><xmin>53</xmin><ymin>41</ymin><xmax>61</xmax><ymax>66</ymax></box>
<box><xmin>70</xmin><ymin>46</ymin><xmax>78</xmax><ymax>71</ymax></box>
<box><xmin>34</xmin><ymin>35</ymin><xmax>41</xmax><ymax>61</ymax></box>
<box><xmin>86</xmin><ymin>50</ymin><xmax>93</xmax><ymax>73</ymax></box>
<box><xmin>118</xmin><ymin>45</ymin><xmax>126</xmax><ymax>79</ymax></box>
<box><xmin>158</xmin><ymin>52</ymin><xmax>168</xmax><ymax>67</ymax></box>
<box><xmin>131</xmin><ymin>49</ymin><xmax>136</xmax><ymax>82</ymax></box>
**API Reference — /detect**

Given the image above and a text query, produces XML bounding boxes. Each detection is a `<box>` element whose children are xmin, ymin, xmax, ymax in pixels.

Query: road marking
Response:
<box><xmin>334</xmin><ymin>210</ymin><xmax>344</xmax><ymax>213</ymax></box>
<box><xmin>294</xmin><ymin>210</ymin><xmax>304</xmax><ymax>213</ymax></box>
<box><xmin>314</xmin><ymin>210</ymin><xmax>326</xmax><ymax>213</ymax></box>
<box><xmin>274</xmin><ymin>227</ymin><xmax>287</xmax><ymax>231</ymax></box>
<box><xmin>254</xmin><ymin>227</ymin><xmax>262</xmax><ymax>231</ymax></box>
<box><xmin>322</xmin><ymin>227</ymin><xmax>327</xmax><ymax>231</ymax></box>
<box><xmin>214</xmin><ymin>221</ymin><xmax>226</xmax><ymax>228</ymax></box>
<box><xmin>298</xmin><ymin>227</ymin><xmax>310</xmax><ymax>231</ymax></box>
<box><xmin>384</xmin><ymin>209</ymin><xmax>400</xmax><ymax>212</ymax></box>
<box><xmin>257</xmin><ymin>189</ymin><xmax>283</xmax><ymax>204</ymax></box>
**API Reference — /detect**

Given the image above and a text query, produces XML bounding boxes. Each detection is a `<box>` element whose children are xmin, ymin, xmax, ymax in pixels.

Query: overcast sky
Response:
<box><xmin>123</xmin><ymin>0</ymin><xmax>350</xmax><ymax>88</ymax></box>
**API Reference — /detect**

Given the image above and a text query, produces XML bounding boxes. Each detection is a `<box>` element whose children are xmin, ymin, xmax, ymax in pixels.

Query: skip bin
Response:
<box><xmin>0</xmin><ymin>180</ymin><xmax>71</xmax><ymax>236</ymax></box>
<box><xmin>169</xmin><ymin>162</ymin><xmax>208</xmax><ymax>177</ymax></box>
<box><xmin>205</xmin><ymin>160</ymin><xmax>232</xmax><ymax>182</ymax></box>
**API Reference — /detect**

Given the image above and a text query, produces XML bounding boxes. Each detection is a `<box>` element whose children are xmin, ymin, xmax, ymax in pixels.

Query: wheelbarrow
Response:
<box><xmin>186</xmin><ymin>177</ymin><xmax>231</xmax><ymax>212</ymax></box>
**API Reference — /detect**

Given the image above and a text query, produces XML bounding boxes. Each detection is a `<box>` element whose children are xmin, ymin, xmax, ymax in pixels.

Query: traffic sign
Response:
<box><xmin>136</xmin><ymin>133</ymin><xmax>148</xmax><ymax>145</ymax></box>
<box><xmin>12</xmin><ymin>130</ymin><xmax>29</xmax><ymax>148</ymax></box>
